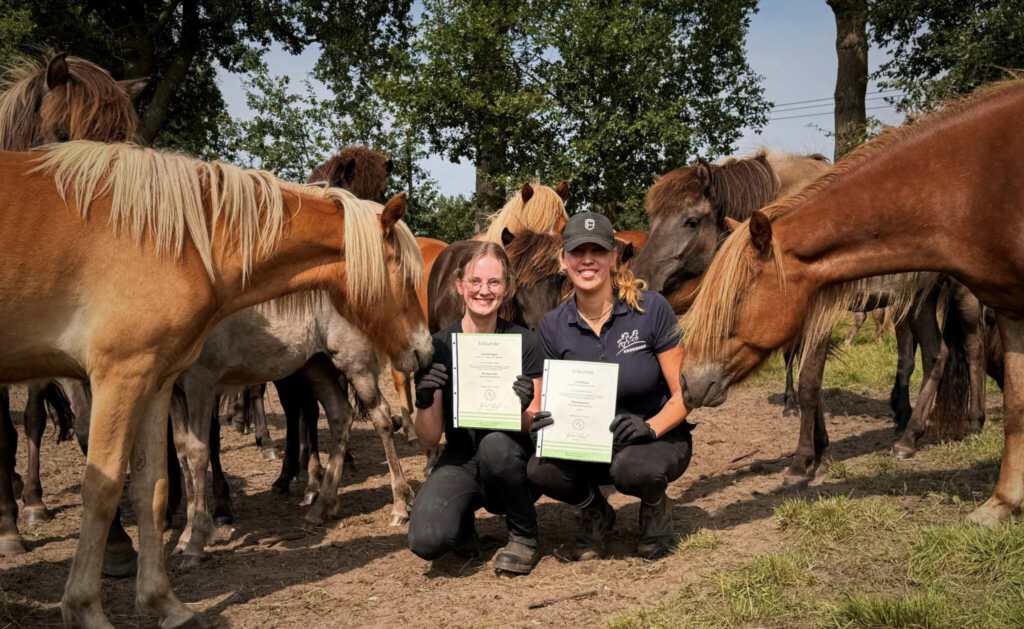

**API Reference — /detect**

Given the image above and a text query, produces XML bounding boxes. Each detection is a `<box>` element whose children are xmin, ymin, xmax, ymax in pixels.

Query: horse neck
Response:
<box><xmin>214</xmin><ymin>191</ymin><xmax>345</xmax><ymax>318</ymax></box>
<box><xmin>774</xmin><ymin>96</ymin><xmax>1024</xmax><ymax>301</ymax></box>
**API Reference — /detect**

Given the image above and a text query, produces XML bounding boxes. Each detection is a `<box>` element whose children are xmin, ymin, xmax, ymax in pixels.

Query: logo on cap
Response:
<box><xmin>584</xmin><ymin>218</ymin><xmax>595</xmax><ymax>231</ymax></box>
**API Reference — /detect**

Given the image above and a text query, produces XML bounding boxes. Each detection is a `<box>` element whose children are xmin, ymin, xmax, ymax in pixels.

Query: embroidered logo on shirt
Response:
<box><xmin>616</xmin><ymin>329</ymin><xmax>646</xmax><ymax>355</ymax></box>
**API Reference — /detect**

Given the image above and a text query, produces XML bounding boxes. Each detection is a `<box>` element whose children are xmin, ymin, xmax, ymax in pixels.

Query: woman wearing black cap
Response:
<box><xmin>528</xmin><ymin>211</ymin><xmax>691</xmax><ymax>560</ymax></box>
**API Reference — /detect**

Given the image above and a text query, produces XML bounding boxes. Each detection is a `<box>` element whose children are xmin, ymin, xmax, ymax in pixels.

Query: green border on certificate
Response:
<box><xmin>537</xmin><ymin>359</ymin><xmax>618</xmax><ymax>463</ymax></box>
<box><xmin>452</xmin><ymin>333</ymin><xmax>522</xmax><ymax>431</ymax></box>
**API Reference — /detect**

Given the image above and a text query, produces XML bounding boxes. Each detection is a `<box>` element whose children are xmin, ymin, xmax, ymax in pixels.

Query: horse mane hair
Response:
<box><xmin>481</xmin><ymin>182</ymin><xmax>568</xmax><ymax>243</ymax></box>
<box><xmin>680</xmin><ymin>80</ymin><xmax>1024</xmax><ymax>366</ymax></box>
<box><xmin>0</xmin><ymin>52</ymin><xmax>138</xmax><ymax>150</ymax></box>
<box><xmin>308</xmin><ymin>145</ymin><xmax>390</xmax><ymax>201</ymax></box>
<box><xmin>30</xmin><ymin>141</ymin><xmax>415</xmax><ymax>313</ymax></box>
<box><xmin>646</xmin><ymin>151</ymin><xmax>780</xmax><ymax>222</ymax></box>
<box><xmin>505</xmin><ymin>229</ymin><xmax>562</xmax><ymax>287</ymax></box>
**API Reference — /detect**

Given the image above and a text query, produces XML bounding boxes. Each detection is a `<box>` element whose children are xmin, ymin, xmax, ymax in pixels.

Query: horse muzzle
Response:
<box><xmin>681</xmin><ymin>363</ymin><xmax>729</xmax><ymax>409</ymax></box>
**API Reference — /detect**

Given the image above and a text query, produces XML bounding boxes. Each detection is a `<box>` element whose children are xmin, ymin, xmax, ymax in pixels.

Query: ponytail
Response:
<box><xmin>614</xmin><ymin>265</ymin><xmax>646</xmax><ymax>312</ymax></box>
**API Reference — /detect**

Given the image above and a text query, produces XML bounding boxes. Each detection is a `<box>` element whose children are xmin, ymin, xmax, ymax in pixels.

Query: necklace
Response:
<box><xmin>578</xmin><ymin>303</ymin><xmax>613</xmax><ymax>325</ymax></box>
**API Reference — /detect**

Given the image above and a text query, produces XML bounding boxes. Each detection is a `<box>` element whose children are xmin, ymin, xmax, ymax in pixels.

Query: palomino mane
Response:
<box><xmin>646</xmin><ymin>151</ymin><xmax>780</xmax><ymax>222</ymax></box>
<box><xmin>0</xmin><ymin>53</ymin><xmax>138</xmax><ymax>150</ymax></box>
<box><xmin>30</xmin><ymin>141</ymin><xmax>404</xmax><ymax>310</ymax></box>
<box><xmin>505</xmin><ymin>229</ymin><xmax>562</xmax><ymax>287</ymax></box>
<box><xmin>481</xmin><ymin>182</ymin><xmax>568</xmax><ymax>243</ymax></box>
<box><xmin>680</xmin><ymin>81</ymin><xmax>1024</xmax><ymax>364</ymax></box>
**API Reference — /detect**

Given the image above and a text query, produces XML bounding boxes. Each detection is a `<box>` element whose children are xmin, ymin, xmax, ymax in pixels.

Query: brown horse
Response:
<box><xmin>680</xmin><ymin>79</ymin><xmax>1024</xmax><ymax>528</ymax></box>
<box><xmin>309</xmin><ymin>145</ymin><xmax>393</xmax><ymax>201</ymax></box>
<box><xmin>0</xmin><ymin>52</ymin><xmax>150</xmax><ymax>557</ymax></box>
<box><xmin>0</xmin><ymin>140</ymin><xmax>425</xmax><ymax>628</ymax></box>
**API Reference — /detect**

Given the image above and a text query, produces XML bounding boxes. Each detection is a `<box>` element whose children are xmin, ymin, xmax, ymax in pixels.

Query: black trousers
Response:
<box><xmin>408</xmin><ymin>431</ymin><xmax>538</xmax><ymax>561</ymax></box>
<box><xmin>527</xmin><ymin>425</ymin><xmax>693</xmax><ymax>505</ymax></box>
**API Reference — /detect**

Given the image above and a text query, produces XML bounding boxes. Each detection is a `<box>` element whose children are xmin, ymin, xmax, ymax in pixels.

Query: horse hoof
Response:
<box><xmin>781</xmin><ymin>472</ymin><xmax>811</xmax><ymax>489</ymax></box>
<box><xmin>102</xmin><ymin>548</ymin><xmax>138</xmax><ymax>578</ymax></box>
<box><xmin>261</xmin><ymin>448</ymin><xmax>281</xmax><ymax>462</ymax></box>
<box><xmin>304</xmin><ymin>509</ymin><xmax>325</xmax><ymax>527</ymax></box>
<box><xmin>161</xmin><ymin>609</ymin><xmax>203</xmax><ymax>629</ymax></box>
<box><xmin>299</xmin><ymin>492</ymin><xmax>317</xmax><ymax>507</ymax></box>
<box><xmin>0</xmin><ymin>535</ymin><xmax>26</xmax><ymax>555</ymax></box>
<box><xmin>389</xmin><ymin>513</ymin><xmax>409</xmax><ymax>527</ymax></box>
<box><xmin>967</xmin><ymin>499</ymin><xmax>1015</xmax><ymax>529</ymax></box>
<box><xmin>782</xmin><ymin>407</ymin><xmax>799</xmax><ymax>418</ymax></box>
<box><xmin>23</xmin><ymin>505</ymin><xmax>51</xmax><ymax>525</ymax></box>
<box><xmin>892</xmin><ymin>444</ymin><xmax>917</xmax><ymax>460</ymax></box>
<box><xmin>177</xmin><ymin>552</ymin><xmax>209</xmax><ymax>571</ymax></box>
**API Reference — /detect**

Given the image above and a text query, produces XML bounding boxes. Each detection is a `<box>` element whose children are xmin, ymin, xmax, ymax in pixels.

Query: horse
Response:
<box><xmin>0</xmin><ymin>51</ymin><xmax>154</xmax><ymax>559</ymax></box>
<box><xmin>429</xmin><ymin>181</ymin><xmax>569</xmax><ymax>332</ymax></box>
<box><xmin>679</xmin><ymin>78</ymin><xmax>1024</xmax><ymax>528</ymax></box>
<box><xmin>0</xmin><ymin>140</ymin><xmax>426</xmax><ymax>629</ymax></box>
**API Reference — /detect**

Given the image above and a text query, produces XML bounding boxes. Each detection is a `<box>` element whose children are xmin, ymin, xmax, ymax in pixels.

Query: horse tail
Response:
<box><xmin>42</xmin><ymin>381</ymin><xmax>75</xmax><ymax>443</ymax></box>
<box><xmin>925</xmin><ymin>288</ymin><xmax>972</xmax><ymax>440</ymax></box>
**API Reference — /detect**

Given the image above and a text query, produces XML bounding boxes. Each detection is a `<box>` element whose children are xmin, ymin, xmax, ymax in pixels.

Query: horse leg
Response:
<box><xmin>165</xmin><ymin>417</ymin><xmax>183</xmax><ymax>529</ymax></box>
<box><xmin>0</xmin><ymin>386</ymin><xmax>24</xmax><ymax>555</ymax></box>
<box><xmin>170</xmin><ymin>378</ymin><xmax>216</xmax><ymax>566</ymax></box>
<box><xmin>61</xmin><ymin>371</ymin><xmax>190</xmax><ymax>629</ymax></box>
<box><xmin>784</xmin><ymin>337</ymin><xmax>829</xmax><ymax>486</ymax></box>
<box><xmin>890</xmin><ymin>318</ymin><xmax>917</xmax><ymax>431</ymax></box>
<box><xmin>128</xmin><ymin>381</ymin><xmax>195</xmax><ymax>628</ymax></box>
<box><xmin>249</xmin><ymin>384</ymin><xmax>278</xmax><ymax>461</ymax></box>
<box><xmin>844</xmin><ymin>311</ymin><xmax>866</xmax><ymax>346</ymax></box>
<box><xmin>69</xmin><ymin>381</ymin><xmax>137</xmax><ymax>577</ymax></box>
<box><xmin>968</xmin><ymin>315</ymin><xmax>1024</xmax><ymax>527</ymax></box>
<box><xmin>21</xmin><ymin>383</ymin><xmax>51</xmax><ymax>524</ymax></box>
<box><xmin>960</xmin><ymin>287</ymin><xmax>987</xmax><ymax>434</ymax></box>
<box><xmin>391</xmin><ymin>369</ymin><xmax>418</xmax><ymax>442</ymax></box>
<box><xmin>271</xmin><ymin>375</ymin><xmax>303</xmax><ymax>494</ymax></box>
<box><xmin>893</xmin><ymin>338</ymin><xmax>949</xmax><ymax>459</ymax></box>
<box><xmin>299</xmin><ymin>357</ymin><xmax>355</xmax><ymax>525</ymax></box>
<box><xmin>782</xmin><ymin>345</ymin><xmax>799</xmax><ymax>417</ymax></box>
<box><xmin>209</xmin><ymin>400</ymin><xmax>233</xmax><ymax>526</ymax></box>
<box><xmin>301</xmin><ymin>387</ymin><xmax>323</xmax><ymax>508</ymax></box>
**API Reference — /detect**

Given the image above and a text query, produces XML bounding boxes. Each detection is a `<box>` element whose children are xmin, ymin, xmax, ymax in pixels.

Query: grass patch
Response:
<box><xmin>910</xmin><ymin>522</ymin><xmax>1024</xmax><ymax>587</ymax></box>
<box><xmin>823</xmin><ymin>460</ymin><xmax>850</xmax><ymax>481</ymax></box>
<box><xmin>676</xmin><ymin>529</ymin><xmax>720</xmax><ymax>553</ymax></box>
<box><xmin>716</xmin><ymin>553</ymin><xmax>812</xmax><ymax>622</ymax></box>
<box><xmin>775</xmin><ymin>495</ymin><xmax>903</xmax><ymax>543</ymax></box>
<box><xmin>922</xmin><ymin>421</ymin><xmax>1004</xmax><ymax>469</ymax></box>
<box><xmin>826</xmin><ymin>590</ymin><xmax>956</xmax><ymax>629</ymax></box>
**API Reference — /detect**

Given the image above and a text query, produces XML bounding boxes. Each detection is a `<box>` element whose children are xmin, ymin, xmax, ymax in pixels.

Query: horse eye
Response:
<box><xmin>684</xmin><ymin>217</ymin><xmax>700</xmax><ymax>228</ymax></box>
<box><xmin>56</xmin><ymin>129</ymin><xmax>70</xmax><ymax>142</ymax></box>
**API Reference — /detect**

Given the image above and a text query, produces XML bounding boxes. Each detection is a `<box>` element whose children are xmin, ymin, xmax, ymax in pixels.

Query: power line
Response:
<box><xmin>769</xmin><ymin>89</ymin><xmax>901</xmax><ymax>109</ymax></box>
<box><xmin>770</xmin><ymin>93</ymin><xmax>899</xmax><ymax>114</ymax></box>
<box><xmin>768</xmin><ymin>103</ymin><xmax>898</xmax><ymax>122</ymax></box>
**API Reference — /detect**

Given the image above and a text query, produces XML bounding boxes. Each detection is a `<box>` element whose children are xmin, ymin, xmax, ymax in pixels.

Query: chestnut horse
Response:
<box><xmin>0</xmin><ymin>140</ymin><xmax>424</xmax><ymax>628</ymax></box>
<box><xmin>0</xmin><ymin>52</ymin><xmax>151</xmax><ymax>557</ymax></box>
<box><xmin>680</xmin><ymin>79</ymin><xmax>1024</xmax><ymax>528</ymax></box>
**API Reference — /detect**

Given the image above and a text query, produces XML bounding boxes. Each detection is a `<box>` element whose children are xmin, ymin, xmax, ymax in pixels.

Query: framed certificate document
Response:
<box><xmin>537</xmin><ymin>359</ymin><xmax>618</xmax><ymax>462</ymax></box>
<box><xmin>452</xmin><ymin>333</ymin><xmax>523</xmax><ymax>431</ymax></box>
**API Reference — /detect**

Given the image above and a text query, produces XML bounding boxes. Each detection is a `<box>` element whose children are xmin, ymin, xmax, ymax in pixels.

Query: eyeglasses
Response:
<box><xmin>464</xmin><ymin>278</ymin><xmax>505</xmax><ymax>292</ymax></box>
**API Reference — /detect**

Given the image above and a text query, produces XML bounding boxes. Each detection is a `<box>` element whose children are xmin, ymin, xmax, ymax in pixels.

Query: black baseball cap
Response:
<box><xmin>562</xmin><ymin>211</ymin><xmax>615</xmax><ymax>252</ymax></box>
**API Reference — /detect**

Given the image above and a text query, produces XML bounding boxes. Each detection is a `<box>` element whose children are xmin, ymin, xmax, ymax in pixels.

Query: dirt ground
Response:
<box><xmin>0</xmin><ymin>380</ymin><xmax>949</xmax><ymax>628</ymax></box>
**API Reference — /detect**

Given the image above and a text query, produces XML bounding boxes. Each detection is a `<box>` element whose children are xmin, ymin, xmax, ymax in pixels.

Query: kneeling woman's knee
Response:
<box><xmin>477</xmin><ymin>432</ymin><xmax>526</xmax><ymax>481</ymax></box>
<box><xmin>408</xmin><ymin>520</ymin><xmax>453</xmax><ymax>560</ymax></box>
<box><xmin>610</xmin><ymin>452</ymin><xmax>666</xmax><ymax>498</ymax></box>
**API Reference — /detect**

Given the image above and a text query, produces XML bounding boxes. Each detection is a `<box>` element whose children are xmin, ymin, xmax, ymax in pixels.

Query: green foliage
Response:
<box><xmin>0</xmin><ymin>1</ymin><xmax>32</xmax><ymax>59</ymax></box>
<box><xmin>869</xmin><ymin>1</ymin><xmax>1024</xmax><ymax>112</ymax></box>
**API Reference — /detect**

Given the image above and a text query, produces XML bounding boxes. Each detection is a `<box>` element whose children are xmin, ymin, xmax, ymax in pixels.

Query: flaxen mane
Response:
<box><xmin>505</xmin><ymin>229</ymin><xmax>562</xmax><ymax>287</ymax></box>
<box><xmin>646</xmin><ymin>152</ymin><xmax>779</xmax><ymax>222</ymax></box>
<box><xmin>309</xmin><ymin>146</ymin><xmax>391</xmax><ymax>201</ymax></box>
<box><xmin>681</xmin><ymin>80</ymin><xmax>1024</xmax><ymax>364</ymax></box>
<box><xmin>0</xmin><ymin>53</ymin><xmax>137</xmax><ymax>150</ymax></box>
<box><xmin>481</xmin><ymin>183</ymin><xmax>568</xmax><ymax>242</ymax></box>
<box><xmin>30</xmin><ymin>141</ymin><xmax>406</xmax><ymax>310</ymax></box>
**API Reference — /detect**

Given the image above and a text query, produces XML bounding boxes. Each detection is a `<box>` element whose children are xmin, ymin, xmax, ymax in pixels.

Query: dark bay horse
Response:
<box><xmin>680</xmin><ymin>79</ymin><xmax>1024</xmax><ymax>528</ymax></box>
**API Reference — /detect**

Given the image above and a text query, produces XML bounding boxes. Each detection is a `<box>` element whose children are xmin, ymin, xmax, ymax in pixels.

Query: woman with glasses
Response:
<box><xmin>408</xmin><ymin>241</ymin><xmax>545</xmax><ymax>575</ymax></box>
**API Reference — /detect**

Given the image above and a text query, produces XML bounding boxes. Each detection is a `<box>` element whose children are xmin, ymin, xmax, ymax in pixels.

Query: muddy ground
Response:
<box><xmin>0</xmin><ymin>380</ymin><xmax>964</xmax><ymax>628</ymax></box>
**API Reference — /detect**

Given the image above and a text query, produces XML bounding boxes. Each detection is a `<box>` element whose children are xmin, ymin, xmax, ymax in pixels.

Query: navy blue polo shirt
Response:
<box><xmin>538</xmin><ymin>290</ymin><xmax>680</xmax><ymax>420</ymax></box>
<box><xmin>431</xmin><ymin>318</ymin><xmax>545</xmax><ymax>463</ymax></box>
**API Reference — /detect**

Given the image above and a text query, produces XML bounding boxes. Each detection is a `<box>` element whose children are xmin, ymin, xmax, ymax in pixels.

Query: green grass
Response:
<box><xmin>825</xmin><ymin>591</ymin><xmax>956</xmax><ymax>629</ymax></box>
<box><xmin>775</xmin><ymin>496</ymin><xmax>904</xmax><ymax>544</ymax></box>
<box><xmin>676</xmin><ymin>529</ymin><xmax>720</xmax><ymax>553</ymax></box>
<box><xmin>921</xmin><ymin>420</ymin><xmax>1004</xmax><ymax>469</ymax></box>
<box><xmin>716</xmin><ymin>553</ymin><xmax>813</xmax><ymax>623</ymax></box>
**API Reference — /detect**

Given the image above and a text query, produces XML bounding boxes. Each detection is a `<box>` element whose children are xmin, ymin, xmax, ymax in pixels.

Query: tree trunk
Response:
<box><xmin>137</xmin><ymin>0</ymin><xmax>200</xmax><ymax>145</ymax></box>
<box><xmin>474</xmin><ymin>154</ymin><xmax>503</xmax><ymax>231</ymax></box>
<box><xmin>828</xmin><ymin>0</ymin><xmax>868</xmax><ymax>161</ymax></box>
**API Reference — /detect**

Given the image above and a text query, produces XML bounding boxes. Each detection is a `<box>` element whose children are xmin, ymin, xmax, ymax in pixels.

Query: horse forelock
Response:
<box><xmin>647</xmin><ymin>154</ymin><xmax>779</xmax><ymax>223</ymax></box>
<box><xmin>309</xmin><ymin>146</ymin><xmax>390</xmax><ymax>200</ymax></box>
<box><xmin>482</xmin><ymin>182</ymin><xmax>568</xmax><ymax>243</ymax></box>
<box><xmin>505</xmin><ymin>230</ymin><xmax>562</xmax><ymax>287</ymax></box>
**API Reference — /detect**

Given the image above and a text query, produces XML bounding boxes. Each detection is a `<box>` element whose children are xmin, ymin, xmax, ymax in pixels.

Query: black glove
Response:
<box><xmin>610</xmin><ymin>413</ymin><xmax>655</xmax><ymax>448</ymax></box>
<box><xmin>414</xmin><ymin>363</ymin><xmax>448</xmax><ymax>409</ymax></box>
<box><xmin>512</xmin><ymin>375</ymin><xmax>534</xmax><ymax>412</ymax></box>
<box><xmin>529</xmin><ymin>410</ymin><xmax>554</xmax><ymax>433</ymax></box>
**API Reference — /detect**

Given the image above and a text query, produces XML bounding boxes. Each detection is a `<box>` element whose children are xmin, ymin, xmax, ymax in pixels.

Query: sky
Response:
<box><xmin>217</xmin><ymin>2</ymin><xmax>905</xmax><ymax>197</ymax></box>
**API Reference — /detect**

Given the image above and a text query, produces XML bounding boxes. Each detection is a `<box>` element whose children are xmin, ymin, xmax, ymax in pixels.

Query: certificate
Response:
<box><xmin>452</xmin><ymin>333</ymin><xmax>522</xmax><ymax>430</ymax></box>
<box><xmin>537</xmin><ymin>359</ymin><xmax>618</xmax><ymax>463</ymax></box>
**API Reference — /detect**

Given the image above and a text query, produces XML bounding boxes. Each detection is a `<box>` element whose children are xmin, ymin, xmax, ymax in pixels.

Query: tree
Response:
<box><xmin>0</xmin><ymin>2</ymin><xmax>32</xmax><ymax>60</ymax></box>
<box><xmin>869</xmin><ymin>0</ymin><xmax>1024</xmax><ymax>112</ymax></box>
<box><xmin>829</xmin><ymin>0</ymin><xmax>868</xmax><ymax>160</ymax></box>
<box><xmin>385</xmin><ymin>0</ymin><xmax>768</xmax><ymax>229</ymax></box>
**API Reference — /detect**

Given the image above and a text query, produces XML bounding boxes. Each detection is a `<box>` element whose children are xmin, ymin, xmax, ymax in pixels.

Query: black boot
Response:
<box><xmin>493</xmin><ymin>531</ymin><xmax>540</xmax><ymax>575</ymax></box>
<box><xmin>637</xmin><ymin>494</ymin><xmax>674</xmax><ymax>560</ymax></box>
<box><xmin>574</xmin><ymin>490</ymin><xmax>615</xmax><ymax>560</ymax></box>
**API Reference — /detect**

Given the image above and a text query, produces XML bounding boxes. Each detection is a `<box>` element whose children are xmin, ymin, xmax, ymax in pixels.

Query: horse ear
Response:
<box><xmin>520</xmin><ymin>182</ymin><xmax>534</xmax><ymax>204</ymax></box>
<box><xmin>724</xmin><ymin>217</ymin><xmax>742</xmax><ymax>232</ymax></box>
<box><xmin>615</xmin><ymin>239</ymin><xmax>636</xmax><ymax>264</ymax></box>
<box><xmin>46</xmin><ymin>53</ymin><xmax>70</xmax><ymax>90</ymax></box>
<box><xmin>117</xmin><ymin>77</ymin><xmax>148</xmax><ymax>100</ymax></box>
<box><xmin>749</xmin><ymin>211</ymin><xmax>773</xmax><ymax>256</ymax></box>
<box><xmin>555</xmin><ymin>180</ymin><xmax>570</xmax><ymax>201</ymax></box>
<box><xmin>341</xmin><ymin>158</ymin><xmax>357</xmax><ymax>186</ymax></box>
<box><xmin>501</xmin><ymin>227</ymin><xmax>516</xmax><ymax>247</ymax></box>
<box><xmin>384</xmin><ymin>159</ymin><xmax>394</xmax><ymax>176</ymax></box>
<box><xmin>380</xmin><ymin>192</ymin><xmax>407</xmax><ymax>231</ymax></box>
<box><xmin>695</xmin><ymin>161</ymin><xmax>712</xmax><ymax>191</ymax></box>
